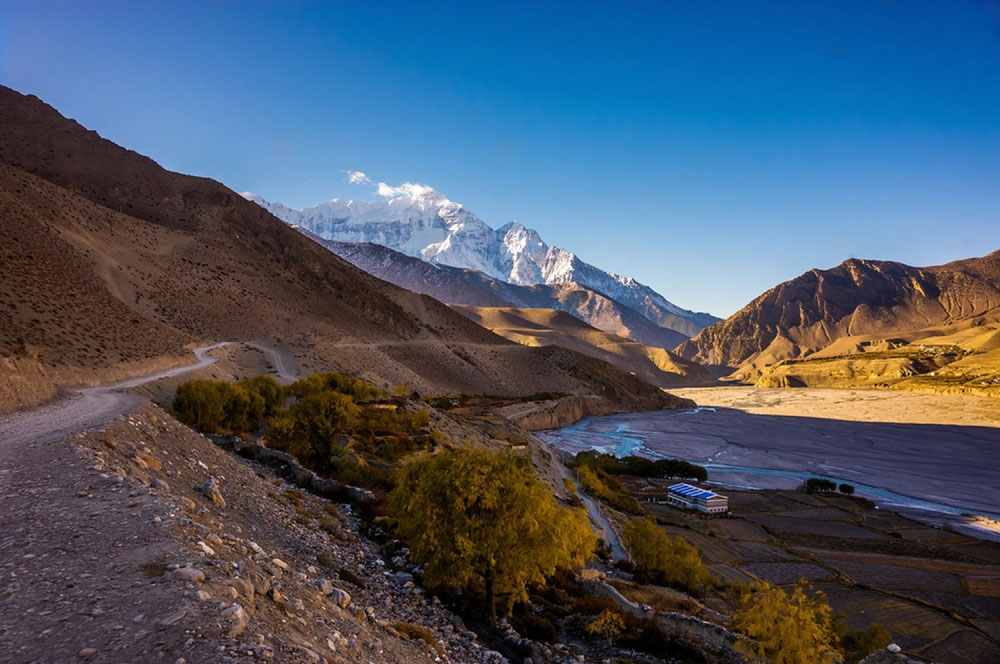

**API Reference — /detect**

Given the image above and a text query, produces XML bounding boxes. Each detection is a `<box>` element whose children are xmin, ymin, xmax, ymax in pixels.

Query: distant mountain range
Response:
<box><xmin>243</xmin><ymin>186</ymin><xmax>718</xmax><ymax>339</ymax></box>
<box><xmin>303</xmin><ymin>235</ymin><xmax>691</xmax><ymax>350</ymax></box>
<box><xmin>677</xmin><ymin>253</ymin><xmax>1000</xmax><ymax>391</ymax></box>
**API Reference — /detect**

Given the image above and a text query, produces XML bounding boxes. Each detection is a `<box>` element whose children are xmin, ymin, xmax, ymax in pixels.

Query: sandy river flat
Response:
<box><xmin>669</xmin><ymin>385</ymin><xmax>1000</xmax><ymax>428</ymax></box>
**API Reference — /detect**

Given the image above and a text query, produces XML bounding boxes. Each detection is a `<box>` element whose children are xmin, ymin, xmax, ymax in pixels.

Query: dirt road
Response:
<box><xmin>0</xmin><ymin>342</ymin><xmax>230</xmax><ymax>453</ymax></box>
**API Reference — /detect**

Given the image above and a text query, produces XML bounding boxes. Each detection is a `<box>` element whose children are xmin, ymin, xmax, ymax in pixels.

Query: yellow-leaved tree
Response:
<box><xmin>733</xmin><ymin>581</ymin><xmax>841</xmax><ymax>664</ymax></box>
<box><xmin>389</xmin><ymin>447</ymin><xmax>596</xmax><ymax>626</ymax></box>
<box><xmin>622</xmin><ymin>516</ymin><xmax>710</xmax><ymax>592</ymax></box>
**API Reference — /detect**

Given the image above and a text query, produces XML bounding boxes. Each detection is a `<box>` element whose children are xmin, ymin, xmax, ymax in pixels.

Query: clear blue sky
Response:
<box><xmin>3</xmin><ymin>1</ymin><xmax>999</xmax><ymax>317</ymax></box>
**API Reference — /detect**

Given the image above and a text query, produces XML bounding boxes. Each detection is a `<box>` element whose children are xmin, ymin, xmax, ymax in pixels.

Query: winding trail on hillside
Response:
<box><xmin>244</xmin><ymin>340</ymin><xmax>299</xmax><ymax>384</ymax></box>
<box><xmin>0</xmin><ymin>341</ymin><xmax>258</xmax><ymax>451</ymax></box>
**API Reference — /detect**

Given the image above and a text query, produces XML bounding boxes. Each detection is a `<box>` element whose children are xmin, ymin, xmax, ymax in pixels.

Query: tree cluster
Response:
<box><xmin>803</xmin><ymin>477</ymin><xmax>838</xmax><ymax>493</ymax></box>
<box><xmin>622</xmin><ymin>516</ymin><xmax>710</xmax><ymax>593</ymax></box>
<box><xmin>171</xmin><ymin>375</ymin><xmax>284</xmax><ymax>434</ymax></box>
<box><xmin>573</xmin><ymin>451</ymin><xmax>707</xmax><ymax>482</ymax></box>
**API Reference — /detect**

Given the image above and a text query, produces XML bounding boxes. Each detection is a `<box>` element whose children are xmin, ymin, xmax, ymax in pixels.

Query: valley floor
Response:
<box><xmin>668</xmin><ymin>385</ymin><xmax>1000</xmax><ymax>428</ymax></box>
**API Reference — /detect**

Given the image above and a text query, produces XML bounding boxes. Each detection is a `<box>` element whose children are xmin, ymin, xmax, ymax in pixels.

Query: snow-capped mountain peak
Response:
<box><xmin>243</xmin><ymin>182</ymin><xmax>718</xmax><ymax>335</ymax></box>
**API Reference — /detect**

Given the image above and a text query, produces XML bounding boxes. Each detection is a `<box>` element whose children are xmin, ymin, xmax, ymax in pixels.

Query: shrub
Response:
<box><xmin>576</xmin><ymin>465</ymin><xmax>645</xmax><ymax>515</ymax></box>
<box><xmin>290</xmin><ymin>371</ymin><xmax>382</xmax><ymax>402</ymax></box>
<box><xmin>172</xmin><ymin>379</ymin><xmax>257</xmax><ymax>434</ymax></box>
<box><xmin>838</xmin><ymin>483</ymin><xmax>855</xmax><ymax>495</ymax></box>
<box><xmin>587</xmin><ymin>608</ymin><xmax>625</xmax><ymax>645</ymax></box>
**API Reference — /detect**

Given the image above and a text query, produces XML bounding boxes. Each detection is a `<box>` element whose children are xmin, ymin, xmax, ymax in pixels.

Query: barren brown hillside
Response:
<box><xmin>455</xmin><ymin>306</ymin><xmax>717</xmax><ymax>388</ymax></box>
<box><xmin>677</xmin><ymin>255</ymin><xmax>1000</xmax><ymax>384</ymax></box>
<box><xmin>0</xmin><ymin>86</ymin><xmax>683</xmax><ymax>413</ymax></box>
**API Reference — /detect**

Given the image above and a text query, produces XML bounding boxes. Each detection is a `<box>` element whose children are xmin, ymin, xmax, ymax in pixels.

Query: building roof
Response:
<box><xmin>668</xmin><ymin>483</ymin><xmax>723</xmax><ymax>501</ymax></box>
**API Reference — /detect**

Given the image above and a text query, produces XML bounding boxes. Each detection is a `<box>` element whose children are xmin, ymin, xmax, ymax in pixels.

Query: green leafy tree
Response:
<box><xmin>239</xmin><ymin>375</ymin><xmax>285</xmax><ymax>420</ymax></box>
<box><xmin>283</xmin><ymin>392</ymin><xmax>360</xmax><ymax>471</ymax></box>
<box><xmin>172</xmin><ymin>379</ymin><xmax>257</xmax><ymax>434</ymax></box>
<box><xmin>389</xmin><ymin>447</ymin><xmax>596</xmax><ymax>627</ymax></box>
<box><xmin>838</xmin><ymin>483</ymin><xmax>855</xmax><ymax>495</ymax></box>
<box><xmin>733</xmin><ymin>581</ymin><xmax>841</xmax><ymax>664</ymax></box>
<box><xmin>290</xmin><ymin>371</ymin><xmax>381</xmax><ymax>402</ymax></box>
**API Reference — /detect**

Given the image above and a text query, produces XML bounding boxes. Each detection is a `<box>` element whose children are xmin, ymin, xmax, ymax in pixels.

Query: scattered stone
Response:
<box><xmin>79</xmin><ymin>648</ymin><xmax>97</xmax><ymax>658</ymax></box>
<box><xmin>158</xmin><ymin>609</ymin><xmax>187</xmax><ymax>627</ymax></box>
<box><xmin>230</xmin><ymin>577</ymin><xmax>255</xmax><ymax>600</ymax></box>
<box><xmin>316</xmin><ymin>579</ymin><xmax>334</xmax><ymax>595</ymax></box>
<box><xmin>172</xmin><ymin>567</ymin><xmax>205</xmax><ymax>583</ymax></box>
<box><xmin>150</xmin><ymin>478</ymin><xmax>170</xmax><ymax>492</ymax></box>
<box><xmin>195</xmin><ymin>590</ymin><xmax>212</xmax><ymax>601</ymax></box>
<box><xmin>200</xmin><ymin>478</ymin><xmax>226</xmax><ymax>507</ymax></box>
<box><xmin>330</xmin><ymin>587</ymin><xmax>351</xmax><ymax>609</ymax></box>
<box><xmin>221</xmin><ymin>603</ymin><xmax>248</xmax><ymax>637</ymax></box>
<box><xmin>180</xmin><ymin>497</ymin><xmax>196</xmax><ymax>510</ymax></box>
<box><xmin>271</xmin><ymin>557</ymin><xmax>289</xmax><ymax>570</ymax></box>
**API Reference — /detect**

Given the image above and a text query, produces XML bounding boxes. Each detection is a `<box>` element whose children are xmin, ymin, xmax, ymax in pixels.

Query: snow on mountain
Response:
<box><xmin>243</xmin><ymin>183</ymin><xmax>718</xmax><ymax>336</ymax></box>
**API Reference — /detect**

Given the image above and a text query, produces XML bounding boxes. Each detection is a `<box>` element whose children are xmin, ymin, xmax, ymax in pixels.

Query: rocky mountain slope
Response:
<box><xmin>0</xmin><ymin>86</ymin><xmax>686</xmax><ymax>415</ymax></box>
<box><xmin>308</xmin><ymin>237</ymin><xmax>690</xmax><ymax>350</ymax></box>
<box><xmin>676</xmin><ymin>254</ymin><xmax>1000</xmax><ymax>390</ymax></box>
<box><xmin>244</xmin><ymin>189</ymin><xmax>718</xmax><ymax>337</ymax></box>
<box><xmin>0</xmin><ymin>398</ymin><xmax>505</xmax><ymax>664</ymax></box>
<box><xmin>455</xmin><ymin>306</ymin><xmax>717</xmax><ymax>389</ymax></box>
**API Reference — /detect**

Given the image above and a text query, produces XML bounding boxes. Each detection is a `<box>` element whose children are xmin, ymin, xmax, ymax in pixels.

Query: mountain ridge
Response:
<box><xmin>303</xmin><ymin>234</ymin><xmax>690</xmax><ymax>350</ymax></box>
<box><xmin>677</xmin><ymin>252</ymin><xmax>1000</xmax><ymax>383</ymax></box>
<box><xmin>244</xmin><ymin>189</ymin><xmax>718</xmax><ymax>337</ymax></box>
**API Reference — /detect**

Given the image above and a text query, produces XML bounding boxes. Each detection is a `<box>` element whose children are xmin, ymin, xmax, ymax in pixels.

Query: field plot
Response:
<box><xmin>770</xmin><ymin>506</ymin><xmax>857</xmax><ymax>521</ymax></box>
<box><xmin>742</xmin><ymin>561</ymin><xmax>834</xmax><ymax>584</ymax></box>
<box><xmin>725</xmin><ymin>540</ymin><xmax>800</xmax><ymax>562</ymax></box>
<box><xmin>919</xmin><ymin>629</ymin><xmax>1000</xmax><ymax>664</ymax></box>
<box><xmin>709</xmin><ymin>563</ymin><xmax>756</xmax><ymax>585</ymax></box>
<box><xmin>827</xmin><ymin>560</ymin><xmax>963</xmax><ymax>592</ymax></box>
<box><xmin>816</xmin><ymin>582</ymin><xmax>962</xmax><ymax>651</ymax></box>
<box><xmin>709</xmin><ymin>518</ymin><xmax>772</xmax><ymax>541</ymax></box>
<box><xmin>968</xmin><ymin>575</ymin><xmax>1000</xmax><ymax>597</ymax></box>
<box><xmin>747</xmin><ymin>514</ymin><xmax>883</xmax><ymax>539</ymax></box>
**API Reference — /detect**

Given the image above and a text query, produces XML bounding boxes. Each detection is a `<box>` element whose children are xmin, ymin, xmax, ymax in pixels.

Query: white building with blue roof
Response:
<box><xmin>665</xmin><ymin>483</ymin><xmax>729</xmax><ymax>514</ymax></box>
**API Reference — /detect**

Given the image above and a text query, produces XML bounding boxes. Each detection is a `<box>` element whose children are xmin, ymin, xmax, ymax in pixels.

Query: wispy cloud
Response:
<box><xmin>376</xmin><ymin>182</ymin><xmax>440</xmax><ymax>200</ymax></box>
<box><xmin>345</xmin><ymin>170</ymin><xmax>371</xmax><ymax>185</ymax></box>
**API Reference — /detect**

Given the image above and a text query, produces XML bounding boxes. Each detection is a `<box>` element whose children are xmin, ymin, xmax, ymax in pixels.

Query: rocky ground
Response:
<box><xmin>0</xmin><ymin>402</ymin><xmax>517</xmax><ymax>664</ymax></box>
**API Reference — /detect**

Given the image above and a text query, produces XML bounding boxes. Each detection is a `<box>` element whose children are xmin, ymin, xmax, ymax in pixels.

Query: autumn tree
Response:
<box><xmin>389</xmin><ymin>447</ymin><xmax>596</xmax><ymax>627</ymax></box>
<box><xmin>733</xmin><ymin>581</ymin><xmax>841</xmax><ymax>664</ymax></box>
<box><xmin>275</xmin><ymin>392</ymin><xmax>360</xmax><ymax>471</ymax></box>
<box><xmin>586</xmin><ymin>608</ymin><xmax>625</xmax><ymax>646</ymax></box>
<box><xmin>622</xmin><ymin>516</ymin><xmax>710</xmax><ymax>592</ymax></box>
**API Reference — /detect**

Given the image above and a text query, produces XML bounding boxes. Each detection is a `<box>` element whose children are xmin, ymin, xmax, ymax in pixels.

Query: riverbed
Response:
<box><xmin>538</xmin><ymin>388</ymin><xmax>1000</xmax><ymax>541</ymax></box>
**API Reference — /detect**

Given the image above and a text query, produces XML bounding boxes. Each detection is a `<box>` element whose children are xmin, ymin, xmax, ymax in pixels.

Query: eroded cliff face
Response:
<box><xmin>499</xmin><ymin>393</ymin><xmax>696</xmax><ymax>431</ymax></box>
